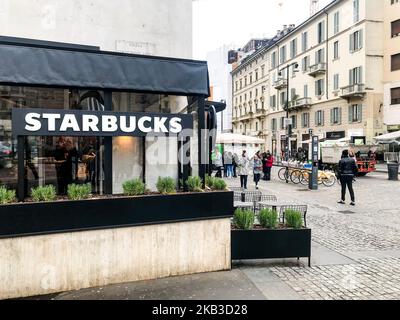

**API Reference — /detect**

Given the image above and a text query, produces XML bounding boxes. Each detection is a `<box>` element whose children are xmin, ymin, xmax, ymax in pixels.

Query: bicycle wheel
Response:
<box><xmin>322</xmin><ymin>175</ymin><xmax>337</xmax><ymax>187</ymax></box>
<box><xmin>290</xmin><ymin>170</ymin><xmax>302</xmax><ymax>184</ymax></box>
<box><xmin>300</xmin><ymin>172</ymin><xmax>309</xmax><ymax>186</ymax></box>
<box><xmin>278</xmin><ymin>168</ymin><xmax>289</xmax><ymax>181</ymax></box>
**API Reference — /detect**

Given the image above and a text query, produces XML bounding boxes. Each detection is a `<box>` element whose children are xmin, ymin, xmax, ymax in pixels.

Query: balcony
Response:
<box><xmin>340</xmin><ymin>84</ymin><xmax>366</xmax><ymax>99</ymax></box>
<box><xmin>289</xmin><ymin>97</ymin><xmax>312</xmax><ymax>110</ymax></box>
<box><xmin>273</xmin><ymin>78</ymin><xmax>288</xmax><ymax>90</ymax></box>
<box><xmin>308</xmin><ymin>63</ymin><xmax>327</xmax><ymax>77</ymax></box>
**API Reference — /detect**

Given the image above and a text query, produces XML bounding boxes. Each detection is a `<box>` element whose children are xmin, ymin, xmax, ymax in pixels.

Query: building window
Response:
<box><xmin>334</xmin><ymin>74</ymin><xmax>340</xmax><ymax>90</ymax></box>
<box><xmin>349</xmin><ymin>104</ymin><xmax>362</xmax><ymax>122</ymax></box>
<box><xmin>315</xmin><ymin>110</ymin><xmax>324</xmax><ymax>126</ymax></box>
<box><xmin>350</xmin><ymin>30</ymin><xmax>363</xmax><ymax>52</ymax></box>
<box><xmin>250</xmin><ymin>73</ymin><xmax>253</xmax><ymax>84</ymax></box>
<box><xmin>391</xmin><ymin>54</ymin><xmax>400</xmax><ymax>71</ymax></box>
<box><xmin>256</xmin><ymin>122</ymin><xmax>258</xmax><ymax>132</ymax></box>
<box><xmin>317</xmin><ymin>21</ymin><xmax>325</xmax><ymax>44</ymax></box>
<box><xmin>302</xmin><ymin>56</ymin><xmax>310</xmax><ymax>72</ymax></box>
<box><xmin>271</xmin><ymin>51</ymin><xmax>277</xmax><ymax>68</ymax></box>
<box><xmin>240</xmin><ymin>79</ymin><xmax>242</xmax><ymax>89</ymax></box>
<box><xmin>290</xmin><ymin>39</ymin><xmax>297</xmax><ymax>59</ymax></box>
<box><xmin>280</xmin><ymin>46</ymin><xmax>287</xmax><ymax>64</ymax></box>
<box><xmin>302</xmin><ymin>113</ymin><xmax>310</xmax><ymax>128</ymax></box>
<box><xmin>334</xmin><ymin>11</ymin><xmax>340</xmax><ymax>34</ymax></box>
<box><xmin>261</xmin><ymin>65</ymin><xmax>265</xmax><ymax>77</ymax></box>
<box><xmin>245</xmin><ymin>93</ymin><xmax>247</xmax><ymax>101</ymax></box>
<box><xmin>291</xmin><ymin>88</ymin><xmax>297</xmax><ymax>101</ymax></box>
<box><xmin>272</xmin><ymin>118</ymin><xmax>277</xmax><ymax>131</ymax></box>
<box><xmin>315</xmin><ymin>48</ymin><xmax>325</xmax><ymax>64</ymax></box>
<box><xmin>302</xmin><ymin>32</ymin><xmax>308</xmax><ymax>52</ymax></box>
<box><xmin>333</xmin><ymin>41</ymin><xmax>339</xmax><ymax>59</ymax></box>
<box><xmin>391</xmin><ymin>87</ymin><xmax>400</xmax><ymax>105</ymax></box>
<box><xmin>290</xmin><ymin>115</ymin><xmax>297</xmax><ymax>129</ymax></box>
<box><xmin>270</xmin><ymin>95</ymin><xmax>277</xmax><ymax>109</ymax></box>
<box><xmin>330</xmin><ymin>107</ymin><xmax>341</xmax><ymax>124</ymax></box>
<box><xmin>353</xmin><ymin>0</ymin><xmax>360</xmax><ymax>23</ymax></box>
<box><xmin>392</xmin><ymin>20</ymin><xmax>400</xmax><ymax>38</ymax></box>
<box><xmin>235</xmin><ymin>81</ymin><xmax>238</xmax><ymax>91</ymax></box>
<box><xmin>280</xmin><ymin>117</ymin><xmax>285</xmax><ymax>130</ymax></box>
<box><xmin>304</xmin><ymin>84</ymin><xmax>308</xmax><ymax>98</ymax></box>
<box><xmin>250</xmin><ymin>91</ymin><xmax>252</xmax><ymax>99</ymax></box>
<box><xmin>315</xmin><ymin>79</ymin><xmax>325</xmax><ymax>96</ymax></box>
<box><xmin>349</xmin><ymin>66</ymin><xmax>363</xmax><ymax>84</ymax></box>
<box><xmin>280</xmin><ymin>91</ymin><xmax>287</xmax><ymax>107</ymax></box>
<box><xmin>255</xmin><ymin>88</ymin><xmax>258</xmax><ymax>97</ymax></box>
<box><xmin>245</xmin><ymin>77</ymin><xmax>247</xmax><ymax>87</ymax></box>
<box><xmin>255</xmin><ymin>70</ymin><xmax>258</xmax><ymax>81</ymax></box>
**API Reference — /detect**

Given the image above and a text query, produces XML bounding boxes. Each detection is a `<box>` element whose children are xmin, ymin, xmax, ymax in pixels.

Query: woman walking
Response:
<box><xmin>238</xmin><ymin>150</ymin><xmax>250</xmax><ymax>189</ymax></box>
<box><xmin>253</xmin><ymin>153</ymin><xmax>263</xmax><ymax>190</ymax></box>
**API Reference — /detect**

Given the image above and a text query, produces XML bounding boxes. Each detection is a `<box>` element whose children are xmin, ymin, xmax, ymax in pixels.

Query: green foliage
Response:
<box><xmin>205</xmin><ymin>175</ymin><xmax>215</xmax><ymax>188</ymax></box>
<box><xmin>0</xmin><ymin>186</ymin><xmax>16</xmax><ymax>204</ymax></box>
<box><xmin>285</xmin><ymin>210</ymin><xmax>303</xmax><ymax>229</ymax></box>
<box><xmin>233</xmin><ymin>208</ymin><xmax>255</xmax><ymax>230</ymax></box>
<box><xmin>156</xmin><ymin>177</ymin><xmax>176</xmax><ymax>194</ymax></box>
<box><xmin>185</xmin><ymin>176</ymin><xmax>203</xmax><ymax>192</ymax></box>
<box><xmin>259</xmin><ymin>208</ymin><xmax>278</xmax><ymax>229</ymax></box>
<box><xmin>211</xmin><ymin>178</ymin><xmax>227</xmax><ymax>191</ymax></box>
<box><xmin>31</xmin><ymin>185</ymin><xmax>57</xmax><ymax>202</ymax></box>
<box><xmin>67</xmin><ymin>183</ymin><xmax>92</xmax><ymax>200</ymax></box>
<box><xmin>122</xmin><ymin>179</ymin><xmax>146</xmax><ymax>196</ymax></box>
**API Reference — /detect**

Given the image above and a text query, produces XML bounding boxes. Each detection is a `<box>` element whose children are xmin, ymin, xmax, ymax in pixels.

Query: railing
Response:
<box><xmin>340</xmin><ymin>83</ymin><xmax>365</xmax><ymax>96</ymax></box>
<box><xmin>273</xmin><ymin>78</ymin><xmax>288</xmax><ymax>89</ymax></box>
<box><xmin>308</xmin><ymin>62</ymin><xmax>326</xmax><ymax>75</ymax></box>
<box><xmin>290</xmin><ymin>97</ymin><xmax>312</xmax><ymax>108</ymax></box>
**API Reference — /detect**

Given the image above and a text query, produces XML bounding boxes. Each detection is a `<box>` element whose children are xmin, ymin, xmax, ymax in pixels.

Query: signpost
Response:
<box><xmin>309</xmin><ymin>132</ymin><xmax>319</xmax><ymax>190</ymax></box>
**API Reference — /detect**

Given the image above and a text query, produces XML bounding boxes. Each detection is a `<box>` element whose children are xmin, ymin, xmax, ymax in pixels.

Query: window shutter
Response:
<box><xmin>315</xmin><ymin>81</ymin><xmax>318</xmax><ymax>96</ymax></box>
<box><xmin>339</xmin><ymin>107</ymin><xmax>342</xmax><ymax>124</ymax></box>
<box><xmin>358</xmin><ymin>105</ymin><xmax>363</xmax><ymax>122</ymax></box>
<box><xmin>322</xmin><ymin>80</ymin><xmax>325</xmax><ymax>94</ymax></box>
<box><xmin>322</xmin><ymin>110</ymin><xmax>325</xmax><ymax>126</ymax></box>
<box><xmin>330</xmin><ymin>109</ymin><xmax>334</xmax><ymax>124</ymax></box>
<box><xmin>315</xmin><ymin>111</ymin><xmax>319</xmax><ymax>126</ymax></box>
<box><xmin>358</xmin><ymin>66</ymin><xmax>363</xmax><ymax>84</ymax></box>
<box><xmin>348</xmin><ymin>105</ymin><xmax>352</xmax><ymax>123</ymax></box>
<box><xmin>321</xmin><ymin>48</ymin><xmax>325</xmax><ymax>63</ymax></box>
<box><xmin>349</xmin><ymin>69</ymin><xmax>353</xmax><ymax>85</ymax></box>
<box><xmin>349</xmin><ymin>33</ymin><xmax>354</xmax><ymax>52</ymax></box>
<box><xmin>359</xmin><ymin>30</ymin><xmax>363</xmax><ymax>49</ymax></box>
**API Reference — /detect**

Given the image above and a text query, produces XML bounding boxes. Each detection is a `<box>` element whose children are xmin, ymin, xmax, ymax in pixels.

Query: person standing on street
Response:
<box><xmin>233</xmin><ymin>153</ymin><xmax>239</xmax><ymax>178</ymax></box>
<box><xmin>213</xmin><ymin>148</ymin><xmax>223</xmax><ymax>178</ymax></box>
<box><xmin>337</xmin><ymin>149</ymin><xmax>358</xmax><ymax>206</ymax></box>
<box><xmin>238</xmin><ymin>150</ymin><xmax>250</xmax><ymax>189</ymax></box>
<box><xmin>253</xmin><ymin>153</ymin><xmax>263</xmax><ymax>190</ymax></box>
<box><xmin>265</xmin><ymin>152</ymin><xmax>274</xmax><ymax>181</ymax></box>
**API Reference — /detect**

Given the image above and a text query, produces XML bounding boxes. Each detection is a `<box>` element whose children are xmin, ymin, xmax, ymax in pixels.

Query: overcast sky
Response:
<box><xmin>193</xmin><ymin>0</ymin><xmax>332</xmax><ymax>60</ymax></box>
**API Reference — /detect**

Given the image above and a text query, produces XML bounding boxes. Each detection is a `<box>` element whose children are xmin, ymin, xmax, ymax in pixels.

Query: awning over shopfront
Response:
<box><xmin>0</xmin><ymin>42</ymin><xmax>210</xmax><ymax>96</ymax></box>
<box><xmin>374</xmin><ymin>131</ymin><xmax>400</xmax><ymax>144</ymax></box>
<box><xmin>217</xmin><ymin>133</ymin><xmax>265</xmax><ymax>145</ymax></box>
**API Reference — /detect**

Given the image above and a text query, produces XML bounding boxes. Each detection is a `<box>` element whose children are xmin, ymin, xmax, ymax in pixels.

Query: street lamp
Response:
<box><xmin>278</xmin><ymin>62</ymin><xmax>299</xmax><ymax>183</ymax></box>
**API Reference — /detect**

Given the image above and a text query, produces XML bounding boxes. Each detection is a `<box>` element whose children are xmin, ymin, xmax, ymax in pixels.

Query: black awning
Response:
<box><xmin>0</xmin><ymin>43</ymin><xmax>210</xmax><ymax>96</ymax></box>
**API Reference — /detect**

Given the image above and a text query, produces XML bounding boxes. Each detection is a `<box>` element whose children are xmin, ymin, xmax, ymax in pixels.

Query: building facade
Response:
<box><xmin>232</xmin><ymin>0</ymin><xmax>392</xmax><ymax>158</ymax></box>
<box><xmin>383</xmin><ymin>0</ymin><xmax>400</xmax><ymax>131</ymax></box>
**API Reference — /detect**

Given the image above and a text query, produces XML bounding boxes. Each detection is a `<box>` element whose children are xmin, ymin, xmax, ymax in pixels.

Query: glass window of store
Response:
<box><xmin>0</xmin><ymin>86</ymin><xmax>105</xmax><ymax>197</ymax></box>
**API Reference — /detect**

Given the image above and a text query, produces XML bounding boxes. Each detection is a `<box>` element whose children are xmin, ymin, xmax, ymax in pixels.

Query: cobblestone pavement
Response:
<box><xmin>228</xmin><ymin>167</ymin><xmax>400</xmax><ymax>300</ymax></box>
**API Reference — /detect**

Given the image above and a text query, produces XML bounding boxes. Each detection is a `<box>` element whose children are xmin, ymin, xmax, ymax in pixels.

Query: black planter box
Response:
<box><xmin>231</xmin><ymin>228</ymin><xmax>311</xmax><ymax>266</ymax></box>
<box><xmin>0</xmin><ymin>191</ymin><xmax>233</xmax><ymax>239</ymax></box>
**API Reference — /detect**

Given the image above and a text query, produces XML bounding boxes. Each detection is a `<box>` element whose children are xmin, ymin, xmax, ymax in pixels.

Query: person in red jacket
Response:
<box><xmin>264</xmin><ymin>151</ymin><xmax>274</xmax><ymax>181</ymax></box>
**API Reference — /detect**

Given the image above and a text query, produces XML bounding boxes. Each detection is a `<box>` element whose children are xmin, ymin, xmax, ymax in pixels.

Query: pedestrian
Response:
<box><xmin>233</xmin><ymin>153</ymin><xmax>238</xmax><ymax>178</ymax></box>
<box><xmin>223</xmin><ymin>151</ymin><xmax>228</xmax><ymax>177</ymax></box>
<box><xmin>253</xmin><ymin>153</ymin><xmax>263</xmax><ymax>190</ymax></box>
<box><xmin>213</xmin><ymin>148</ymin><xmax>223</xmax><ymax>178</ymax></box>
<box><xmin>337</xmin><ymin>149</ymin><xmax>358</xmax><ymax>206</ymax></box>
<box><xmin>265</xmin><ymin>151</ymin><xmax>274</xmax><ymax>181</ymax></box>
<box><xmin>238</xmin><ymin>150</ymin><xmax>250</xmax><ymax>189</ymax></box>
<box><xmin>225</xmin><ymin>152</ymin><xmax>234</xmax><ymax>178</ymax></box>
<box><xmin>262</xmin><ymin>152</ymin><xmax>268</xmax><ymax>180</ymax></box>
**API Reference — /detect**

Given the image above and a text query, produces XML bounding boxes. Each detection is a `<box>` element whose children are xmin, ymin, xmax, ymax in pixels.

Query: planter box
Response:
<box><xmin>0</xmin><ymin>191</ymin><xmax>234</xmax><ymax>239</ymax></box>
<box><xmin>231</xmin><ymin>228</ymin><xmax>311</xmax><ymax>266</ymax></box>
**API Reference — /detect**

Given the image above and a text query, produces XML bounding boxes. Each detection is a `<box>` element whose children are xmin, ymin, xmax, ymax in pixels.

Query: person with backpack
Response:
<box><xmin>337</xmin><ymin>149</ymin><xmax>358</xmax><ymax>206</ymax></box>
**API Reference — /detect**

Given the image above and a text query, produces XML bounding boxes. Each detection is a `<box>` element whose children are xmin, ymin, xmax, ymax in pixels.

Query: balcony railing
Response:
<box><xmin>340</xmin><ymin>84</ymin><xmax>366</xmax><ymax>98</ymax></box>
<box><xmin>308</xmin><ymin>62</ymin><xmax>327</xmax><ymax>77</ymax></box>
<box><xmin>289</xmin><ymin>97</ymin><xmax>312</xmax><ymax>110</ymax></box>
<box><xmin>273</xmin><ymin>78</ymin><xmax>288</xmax><ymax>90</ymax></box>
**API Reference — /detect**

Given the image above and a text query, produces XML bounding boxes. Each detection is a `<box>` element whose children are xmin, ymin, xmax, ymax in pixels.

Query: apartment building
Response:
<box><xmin>383</xmin><ymin>0</ymin><xmax>400</xmax><ymax>131</ymax></box>
<box><xmin>232</xmin><ymin>0</ymin><xmax>390</xmax><ymax>157</ymax></box>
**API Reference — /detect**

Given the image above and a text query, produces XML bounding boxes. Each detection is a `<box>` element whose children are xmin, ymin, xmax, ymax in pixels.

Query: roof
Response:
<box><xmin>0</xmin><ymin>38</ymin><xmax>210</xmax><ymax>96</ymax></box>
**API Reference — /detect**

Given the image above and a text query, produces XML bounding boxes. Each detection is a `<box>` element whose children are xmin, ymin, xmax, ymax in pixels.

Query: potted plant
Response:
<box><xmin>231</xmin><ymin>208</ymin><xmax>311</xmax><ymax>266</ymax></box>
<box><xmin>0</xmin><ymin>177</ymin><xmax>234</xmax><ymax>239</ymax></box>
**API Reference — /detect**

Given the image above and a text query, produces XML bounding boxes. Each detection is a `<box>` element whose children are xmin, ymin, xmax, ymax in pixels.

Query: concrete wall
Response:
<box><xmin>0</xmin><ymin>0</ymin><xmax>193</xmax><ymax>58</ymax></box>
<box><xmin>0</xmin><ymin>218</ymin><xmax>231</xmax><ymax>299</ymax></box>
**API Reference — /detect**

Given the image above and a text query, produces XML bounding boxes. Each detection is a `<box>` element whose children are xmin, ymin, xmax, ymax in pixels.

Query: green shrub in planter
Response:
<box><xmin>0</xmin><ymin>186</ymin><xmax>16</xmax><ymax>204</ymax></box>
<box><xmin>259</xmin><ymin>208</ymin><xmax>278</xmax><ymax>229</ymax></box>
<box><xmin>67</xmin><ymin>183</ymin><xmax>92</xmax><ymax>200</ymax></box>
<box><xmin>205</xmin><ymin>175</ymin><xmax>215</xmax><ymax>188</ymax></box>
<box><xmin>122</xmin><ymin>179</ymin><xmax>146</xmax><ymax>196</ymax></box>
<box><xmin>185</xmin><ymin>176</ymin><xmax>203</xmax><ymax>192</ymax></box>
<box><xmin>156</xmin><ymin>177</ymin><xmax>176</xmax><ymax>194</ymax></box>
<box><xmin>31</xmin><ymin>185</ymin><xmax>57</xmax><ymax>202</ymax></box>
<box><xmin>212</xmin><ymin>178</ymin><xmax>227</xmax><ymax>190</ymax></box>
<box><xmin>233</xmin><ymin>208</ymin><xmax>255</xmax><ymax>230</ymax></box>
<box><xmin>285</xmin><ymin>210</ymin><xmax>303</xmax><ymax>229</ymax></box>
